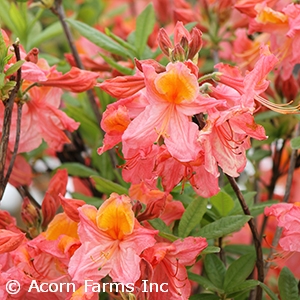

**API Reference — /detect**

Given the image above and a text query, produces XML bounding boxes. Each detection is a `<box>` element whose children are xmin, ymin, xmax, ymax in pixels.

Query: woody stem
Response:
<box><xmin>52</xmin><ymin>0</ymin><xmax>102</xmax><ymax>125</ymax></box>
<box><xmin>226</xmin><ymin>175</ymin><xmax>263</xmax><ymax>300</ymax></box>
<box><xmin>0</xmin><ymin>42</ymin><xmax>22</xmax><ymax>200</ymax></box>
<box><xmin>3</xmin><ymin>103</ymin><xmax>23</xmax><ymax>187</ymax></box>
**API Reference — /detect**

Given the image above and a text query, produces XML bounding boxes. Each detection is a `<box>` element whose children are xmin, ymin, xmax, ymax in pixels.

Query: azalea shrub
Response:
<box><xmin>1</xmin><ymin>0</ymin><xmax>300</xmax><ymax>299</ymax></box>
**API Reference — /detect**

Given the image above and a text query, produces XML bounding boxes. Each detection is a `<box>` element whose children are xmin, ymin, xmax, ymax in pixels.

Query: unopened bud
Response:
<box><xmin>171</xmin><ymin>44</ymin><xmax>186</xmax><ymax>62</ymax></box>
<box><xmin>158</xmin><ymin>28</ymin><xmax>173</xmax><ymax>57</ymax></box>
<box><xmin>25</xmin><ymin>48</ymin><xmax>39</xmax><ymax>64</ymax></box>
<box><xmin>132</xmin><ymin>200</ymin><xmax>143</xmax><ymax>217</ymax></box>
<box><xmin>188</xmin><ymin>28</ymin><xmax>203</xmax><ymax>61</ymax></box>
<box><xmin>21</xmin><ymin>197</ymin><xmax>42</xmax><ymax>238</ymax></box>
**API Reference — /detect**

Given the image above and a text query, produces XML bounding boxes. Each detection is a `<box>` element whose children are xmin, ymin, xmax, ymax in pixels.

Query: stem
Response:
<box><xmin>52</xmin><ymin>0</ymin><xmax>119</xmax><ymax>178</ymax></box>
<box><xmin>0</xmin><ymin>42</ymin><xmax>22</xmax><ymax>200</ymax></box>
<box><xmin>52</xmin><ymin>0</ymin><xmax>102</xmax><ymax>125</ymax></box>
<box><xmin>264</xmin><ymin>124</ymin><xmax>300</xmax><ymax>276</ymax></box>
<box><xmin>218</xmin><ymin>237</ymin><xmax>226</xmax><ymax>265</ymax></box>
<box><xmin>226</xmin><ymin>175</ymin><xmax>263</xmax><ymax>300</ymax></box>
<box><xmin>4</xmin><ymin>104</ymin><xmax>23</xmax><ymax>186</ymax></box>
<box><xmin>259</xmin><ymin>140</ymin><xmax>286</xmax><ymax>241</ymax></box>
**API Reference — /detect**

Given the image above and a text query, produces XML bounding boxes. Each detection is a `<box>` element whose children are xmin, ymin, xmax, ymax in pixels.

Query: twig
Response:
<box><xmin>0</xmin><ymin>42</ymin><xmax>22</xmax><ymax>200</ymax></box>
<box><xmin>264</xmin><ymin>124</ymin><xmax>300</xmax><ymax>275</ymax></box>
<box><xmin>51</xmin><ymin>0</ymin><xmax>119</xmax><ymax>175</ymax></box>
<box><xmin>52</xmin><ymin>0</ymin><xmax>102</xmax><ymax>125</ymax></box>
<box><xmin>259</xmin><ymin>140</ymin><xmax>286</xmax><ymax>241</ymax></box>
<box><xmin>3</xmin><ymin>104</ymin><xmax>23</xmax><ymax>187</ymax></box>
<box><xmin>226</xmin><ymin>175</ymin><xmax>263</xmax><ymax>300</ymax></box>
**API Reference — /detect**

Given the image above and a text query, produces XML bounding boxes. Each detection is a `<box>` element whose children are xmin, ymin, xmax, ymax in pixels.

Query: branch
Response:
<box><xmin>0</xmin><ymin>42</ymin><xmax>22</xmax><ymax>200</ymax></box>
<box><xmin>3</xmin><ymin>104</ymin><xmax>23</xmax><ymax>187</ymax></box>
<box><xmin>264</xmin><ymin>124</ymin><xmax>300</xmax><ymax>275</ymax></box>
<box><xmin>52</xmin><ymin>0</ymin><xmax>102</xmax><ymax>125</ymax></box>
<box><xmin>226</xmin><ymin>175</ymin><xmax>263</xmax><ymax>300</ymax></box>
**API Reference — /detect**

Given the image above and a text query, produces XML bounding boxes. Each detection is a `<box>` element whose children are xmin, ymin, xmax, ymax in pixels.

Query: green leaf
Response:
<box><xmin>250</xmin><ymin>200</ymin><xmax>279</xmax><ymax>217</ymax></box>
<box><xmin>197</xmin><ymin>215</ymin><xmax>252</xmax><ymax>239</ymax></box>
<box><xmin>9</xmin><ymin>3</ymin><xmax>27</xmax><ymax>40</ymax></box>
<box><xmin>105</xmin><ymin>28</ymin><xmax>137</xmax><ymax>54</ymax></box>
<box><xmin>135</xmin><ymin>4</ymin><xmax>155</xmax><ymax>57</ymax></box>
<box><xmin>259</xmin><ymin>282</ymin><xmax>279</xmax><ymax>300</ymax></box>
<box><xmin>148</xmin><ymin>218</ymin><xmax>172</xmax><ymax>235</ymax></box>
<box><xmin>28</xmin><ymin>21</ymin><xmax>63</xmax><ymax>48</ymax></box>
<box><xmin>0</xmin><ymin>0</ymin><xmax>14</xmax><ymax>32</ymax></box>
<box><xmin>5</xmin><ymin>60</ymin><xmax>24</xmax><ymax>76</ymax></box>
<box><xmin>0</xmin><ymin>31</ymin><xmax>7</xmax><ymax>70</ymax></box>
<box><xmin>210</xmin><ymin>191</ymin><xmax>234</xmax><ymax>217</ymax></box>
<box><xmin>178</xmin><ymin>197</ymin><xmax>207</xmax><ymax>237</ymax></box>
<box><xmin>71</xmin><ymin>192</ymin><xmax>103</xmax><ymax>208</ymax></box>
<box><xmin>188</xmin><ymin>272</ymin><xmax>224</xmax><ymax>293</ymax></box>
<box><xmin>0</xmin><ymin>73</ymin><xmax>5</xmax><ymax>89</ymax></box>
<box><xmin>66</xmin><ymin>19</ymin><xmax>132</xmax><ymax>58</ymax></box>
<box><xmin>56</xmin><ymin>163</ymin><xmax>99</xmax><ymax>177</ymax></box>
<box><xmin>226</xmin><ymin>280</ymin><xmax>259</xmax><ymax>295</ymax></box>
<box><xmin>223</xmin><ymin>253</ymin><xmax>256</xmax><ymax>290</ymax></box>
<box><xmin>65</xmin><ymin>104</ymin><xmax>100</xmax><ymax>147</ymax></box>
<box><xmin>201</xmin><ymin>246</ymin><xmax>220</xmax><ymax>254</ymax></box>
<box><xmin>291</xmin><ymin>136</ymin><xmax>300</xmax><ymax>150</ymax></box>
<box><xmin>91</xmin><ymin>175</ymin><xmax>128</xmax><ymax>195</ymax></box>
<box><xmin>204</xmin><ymin>254</ymin><xmax>226</xmax><ymax>289</ymax></box>
<box><xmin>278</xmin><ymin>267</ymin><xmax>299</xmax><ymax>300</ymax></box>
<box><xmin>98</xmin><ymin>52</ymin><xmax>134</xmax><ymax>75</ymax></box>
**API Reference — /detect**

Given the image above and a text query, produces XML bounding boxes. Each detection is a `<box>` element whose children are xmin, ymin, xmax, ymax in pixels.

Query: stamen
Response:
<box><xmin>255</xmin><ymin>95</ymin><xmax>300</xmax><ymax>114</ymax></box>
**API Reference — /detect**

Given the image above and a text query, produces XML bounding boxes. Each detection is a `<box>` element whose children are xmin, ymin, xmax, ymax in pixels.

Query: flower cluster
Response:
<box><xmin>0</xmin><ymin>171</ymin><xmax>207</xmax><ymax>299</ymax></box>
<box><xmin>98</xmin><ymin>22</ymin><xmax>290</xmax><ymax>197</ymax></box>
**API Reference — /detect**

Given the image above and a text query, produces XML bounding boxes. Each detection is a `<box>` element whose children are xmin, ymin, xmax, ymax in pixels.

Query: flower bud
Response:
<box><xmin>158</xmin><ymin>28</ymin><xmax>173</xmax><ymax>57</ymax></box>
<box><xmin>21</xmin><ymin>197</ymin><xmax>42</xmax><ymax>233</ymax></box>
<box><xmin>171</xmin><ymin>44</ymin><xmax>186</xmax><ymax>62</ymax></box>
<box><xmin>188</xmin><ymin>28</ymin><xmax>203</xmax><ymax>61</ymax></box>
<box><xmin>25</xmin><ymin>48</ymin><xmax>39</xmax><ymax>64</ymax></box>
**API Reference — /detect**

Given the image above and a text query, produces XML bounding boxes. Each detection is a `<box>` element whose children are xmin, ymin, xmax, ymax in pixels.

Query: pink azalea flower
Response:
<box><xmin>122</xmin><ymin>61</ymin><xmax>220</xmax><ymax>162</ymax></box>
<box><xmin>69</xmin><ymin>193</ymin><xmax>158</xmax><ymax>284</ymax></box>
<box><xmin>155</xmin><ymin>146</ymin><xmax>220</xmax><ymax>197</ymax></box>
<box><xmin>140</xmin><ymin>237</ymin><xmax>208</xmax><ymax>300</ymax></box>
<box><xmin>0</xmin><ymin>230</ymin><xmax>25</xmax><ymax>254</ymax></box>
<box><xmin>198</xmin><ymin>108</ymin><xmax>267</xmax><ymax>177</ymax></box>
<box><xmin>265</xmin><ymin>203</ymin><xmax>300</xmax><ymax>252</ymax></box>
<box><xmin>0</xmin><ymin>85</ymin><xmax>80</xmax><ymax>153</ymax></box>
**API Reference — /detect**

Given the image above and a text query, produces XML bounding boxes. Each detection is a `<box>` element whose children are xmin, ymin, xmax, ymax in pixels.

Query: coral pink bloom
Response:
<box><xmin>141</xmin><ymin>237</ymin><xmax>208</xmax><ymax>300</ymax></box>
<box><xmin>122</xmin><ymin>61</ymin><xmax>220</xmax><ymax>162</ymax></box>
<box><xmin>198</xmin><ymin>108</ymin><xmax>266</xmax><ymax>177</ymax></box>
<box><xmin>98</xmin><ymin>68</ymin><xmax>145</xmax><ymax>98</ymax></box>
<box><xmin>155</xmin><ymin>146</ymin><xmax>220</xmax><ymax>197</ymax></box>
<box><xmin>69</xmin><ymin>193</ymin><xmax>158</xmax><ymax>284</ymax></box>
<box><xmin>247</xmin><ymin>3</ymin><xmax>300</xmax><ymax>80</ymax></box>
<box><xmin>38</xmin><ymin>67</ymin><xmax>99</xmax><ymax>93</ymax></box>
<box><xmin>0</xmin><ymin>230</ymin><xmax>25</xmax><ymax>254</ymax></box>
<box><xmin>2</xmin><ymin>85</ymin><xmax>80</xmax><ymax>153</ymax></box>
<box><xmin>265</xmin><ymin>203</ymin><xmax>300</xmax><ymax>252</ymax></box>
<box><xmin>216</xmin><ymin>46</ymin><xmax>280</xmax><ymax>110</ymax></box>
